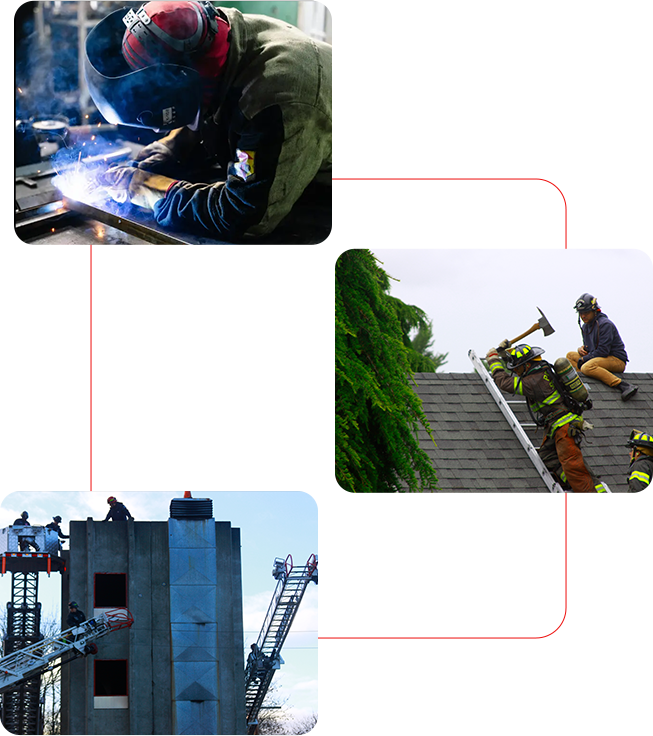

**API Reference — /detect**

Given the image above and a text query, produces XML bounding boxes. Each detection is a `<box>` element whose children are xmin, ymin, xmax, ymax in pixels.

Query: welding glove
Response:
<box><xmin>134</xmin><ymin>127</ymin><xmax>200</xmax><ymax>176</ymax></box>
<box><xmin>101</xmin><ymin>165</ymin><xmax>177</xmax><ymax>210</ymax></box>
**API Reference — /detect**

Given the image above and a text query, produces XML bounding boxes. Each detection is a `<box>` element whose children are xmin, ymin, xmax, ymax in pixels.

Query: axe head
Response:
<box><xmin>537</xmin><ymin>307</ymin><xmax>555</xmax><ymax>337</ymax></box>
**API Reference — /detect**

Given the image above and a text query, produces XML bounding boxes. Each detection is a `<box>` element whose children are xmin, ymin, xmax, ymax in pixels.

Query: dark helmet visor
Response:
<box><xmin>84</xmin><ymin>8</ymin><xmax>202</xmax><ymax>130</ymax></box>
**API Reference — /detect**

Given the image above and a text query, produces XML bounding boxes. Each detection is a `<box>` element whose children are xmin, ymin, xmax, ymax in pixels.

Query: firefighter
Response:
<box><xmin>12</xmin><ymin>511</ymin><xmax>40</xmax><ymax>551</ymax></box>
<box><xmin>566</xmin><ymin>293</ymin><xmax>637</xmax><ymax>400</ymax></box>
<box><xmin>67</xmin><ymin>601</ymin><xmax>86</xmax><ymax>628</ymax></box>
<box><xmin>103</xmin><ymin>497</ymin><xmax>134</xmax><ymax>522</ymax></box>
<box><xmin>486</xmin><ymin>343</ymin><xmax>606</xmax><ymax>493</ymax></box>
<box><xmin>625</xmin><ymin>430</ymin><xmax>653</xmax><ymax>492</ymax></box>
<box><xmin>46</xmin><ymin>516</ymin><xmax>70</xmax><ymax>540</ymax></box>
<box><xmin>84</xmin><ymin>1</ymin><xmax>332</xmax><ymax>242</ymax></box>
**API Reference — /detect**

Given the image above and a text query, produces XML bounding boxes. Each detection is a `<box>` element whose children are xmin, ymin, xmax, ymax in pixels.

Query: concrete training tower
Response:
<box><xmin>60</xmin><ymin>497</ymin><xmax>246</xmax><ymax>735</ymax></box>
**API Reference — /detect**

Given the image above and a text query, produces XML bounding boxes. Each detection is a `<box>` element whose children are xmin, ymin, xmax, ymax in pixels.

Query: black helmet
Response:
<box><xmin>84</xmin><ymin>6</ymin><xmax>206</xmax><ymax>130</ymax></box>
<box><xmin>21</xmin><ymin>511</ymin><xmax>28</xmax><ymax>519</ymax></box>
<box><xmin>69</xmin><ymin>601</ymin><xmax>78</xmax><ymax>608</ymax></box>
<box><xmin>505</xmin><ymin>344</ymin><xmax>545</xmax><ymax>371</ymax></box>
<box><xmin>574</xmin><ymin>293</ymin><xmax>600</xmax><ymax>313</ymax></box>
<box><xmin>626</xmin><ymin>430</ymin><xmax>653</xmax><ymax>453</ymax></box>
<box><xmin>53</xmin><ymin>516</ymin><xmax>62</xmax><ymax>524</ymax></box>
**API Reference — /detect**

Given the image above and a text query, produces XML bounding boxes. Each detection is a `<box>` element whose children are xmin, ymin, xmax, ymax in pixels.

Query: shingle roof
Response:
<box><xmin>412</xmin><ymin>370</ymin><xmax>653</xmax><ymax>493</ymax></box>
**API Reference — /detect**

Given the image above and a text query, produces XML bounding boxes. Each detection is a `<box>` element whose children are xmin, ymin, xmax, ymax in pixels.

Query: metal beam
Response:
<box><xmin>62</xmin><ymin>197</ymin><xmax>189</xmax><ymax>245</ymax></box>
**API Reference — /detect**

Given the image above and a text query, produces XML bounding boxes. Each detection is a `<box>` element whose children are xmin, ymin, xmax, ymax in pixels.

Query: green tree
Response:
<box><xmin>409</xmin><ymin>320</ymin><xmax>446</xmax><ymax>371</ymax></box>
<box><xmin>335</xmin><ymin>250</ymin><xmax>439</xmax><ymax>492</ymax></box>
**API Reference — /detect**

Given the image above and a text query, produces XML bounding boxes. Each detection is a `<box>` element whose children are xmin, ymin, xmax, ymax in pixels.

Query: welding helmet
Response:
<box><xmin>107</xmin><ymin>496</ymin><xmax>117</xmax><ymax>505</ymax></box>
<box><xmin>574</xmin><ymin>293</ymin><xmax>600</xmax><ymax>313</ymax></box>
<box><xmin>84</xmin><ymin>2</ymin><xmax>229</xmax><ymax>130</ymax></box>
<box><xmin>505</xmin><ymin>344</ymin><xmax>544</xmax><ymax>371</ymax></box>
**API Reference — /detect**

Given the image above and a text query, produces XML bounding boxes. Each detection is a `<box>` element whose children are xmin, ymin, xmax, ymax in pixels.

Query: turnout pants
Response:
<box><xmin>538</xmin><ymin>424</ymin><xmax>602</xmax><ymax>493</ymax></box>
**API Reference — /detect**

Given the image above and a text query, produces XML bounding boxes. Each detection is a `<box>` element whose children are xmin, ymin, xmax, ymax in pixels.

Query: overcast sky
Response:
<box><xmin>373</xmin><ymin>249</ymin><xmax>653</xmax><ymax>373</ymax></box>
<box><xmin>0</xmin><ymin>491</ymin><xmax>317</xmax><ymax>720</ymax></box>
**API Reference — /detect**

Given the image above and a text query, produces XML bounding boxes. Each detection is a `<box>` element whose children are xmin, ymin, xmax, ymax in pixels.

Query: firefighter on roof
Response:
<box><xmin>566</xmin><ymin>293</ymin><xmax>637</xmax><ymax>401</ymax></box>
<box><xmin>103</xmin><ymin>497</ymin><xmax>134</xmax><ymax>522</ymax></box>
<box><xmin>486</xmin><ymin>343</ymin><xmax>605</xmax><ymax>493</ymax></box>
<box><xmin>625</xmin><ymin>430</ymin><xmax>653</xmax><ymax>492</ymax></box>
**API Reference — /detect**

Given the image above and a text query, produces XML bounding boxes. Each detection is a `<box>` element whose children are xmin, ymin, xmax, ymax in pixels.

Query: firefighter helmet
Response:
<box><xmin>84</xmin><ymin>2</ymin><xmax>229</xmax><ymax>130</ymax></box>
<box><xmin>574</xmin><ymin>293</ymin><xmax>600</xmax><ymax>313</ymax></box>
<box><xmin>107</xmin><ymin>496</ymin><xmax>117</xmax><ymax>505</ymax></box>
<box><xmin>53</xmin><ymin>515</ymin><xmax>62</xmax><ymax>524</ymax></box>
<box><xmin>21</xmin><ymin>511</ymin><xmax>28</xmax><ymax>519</ymax></box>
<box><xmin>626</xmin><ymin>430</ymin><xmax>653</xmax><ymax>455</ymax></box>
<box><xmin>69</xmin><ymin>601</ymin><xmax>78</xmax><ymax>608</ymax></box>
<box><xmin>505</xmin><ymin>344</ymin><xmax>545</xmax><ymax>371</ymax></box>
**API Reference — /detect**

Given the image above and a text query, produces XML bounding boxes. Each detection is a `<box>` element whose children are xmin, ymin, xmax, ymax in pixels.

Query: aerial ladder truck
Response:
<box><xmin>0</xmin><ymin>522</ymin><xmax>132</xmax><ymax>734</ymax></box>
<box><xmin>245</xmin><ymin>553</ymin><xmax>318</xmax><ymax>735</ymax></box>
<box><xmin>0</xmin><ymin>608</ymin><xmax>134</xmax><ymax>695</ymax></box>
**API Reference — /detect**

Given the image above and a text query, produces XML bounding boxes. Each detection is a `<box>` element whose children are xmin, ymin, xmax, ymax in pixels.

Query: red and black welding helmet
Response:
<box><xmin>84</xmin><ymin>2</ymin><xmax>229</xmax><ymax>130</ymax></box>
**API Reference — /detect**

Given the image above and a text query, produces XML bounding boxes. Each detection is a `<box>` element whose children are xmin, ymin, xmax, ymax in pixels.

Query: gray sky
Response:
<box><xmin>0</xmin><ymin>491</ymin><xmax>317</xmax><ymax>720</ymax></box>
<box><xmin>373</xmin><ymin>249</ymin><xmax>653</xmax><ymax>373</ymax></box>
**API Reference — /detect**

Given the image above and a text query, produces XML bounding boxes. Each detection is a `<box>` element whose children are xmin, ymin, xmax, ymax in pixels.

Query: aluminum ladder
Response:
<box><xmin>245</xmin><ymin>554</ymin><xmax>317</xmax><ymax>734</ymax></box>
<box><xmin>0</xmin><ymin>608</ymin><xmax>133</xmax><ymax>695</ymax></box>
<box><xmin>468</xmin><ymin>349</ymin><xmax>611</xmax><ymax>493</ymax></box>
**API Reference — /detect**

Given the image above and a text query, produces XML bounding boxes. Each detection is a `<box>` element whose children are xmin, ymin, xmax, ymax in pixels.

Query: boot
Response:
<box><xmin>618</xmin><ymin>381</ymin><xmax>638</xmax><ymax>401</ymax></box>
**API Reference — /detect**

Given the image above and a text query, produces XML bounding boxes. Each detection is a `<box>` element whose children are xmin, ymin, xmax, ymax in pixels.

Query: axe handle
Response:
<box><xmin>510</xmin><ymin>322</ymin><xmax>540</xmax><ymax>346</ymax></box>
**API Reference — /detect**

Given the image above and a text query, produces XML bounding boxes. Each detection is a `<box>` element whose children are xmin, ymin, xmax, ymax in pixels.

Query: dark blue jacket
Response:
<box><xmin>103</xmin><ymin>502</ymin><xmax>133</xmax><ymax>522</ymax></box>
<box><xmin>578</xmin><ymin>311</ymin><xmax>628</xmax><ymax>366</ymax></box>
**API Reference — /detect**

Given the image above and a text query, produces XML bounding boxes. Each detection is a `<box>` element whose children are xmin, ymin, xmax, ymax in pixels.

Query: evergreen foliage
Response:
<box><xmin>335</xmin><ymin>250</ymin><xmax>439</xmax><ymax>492</ymax></box>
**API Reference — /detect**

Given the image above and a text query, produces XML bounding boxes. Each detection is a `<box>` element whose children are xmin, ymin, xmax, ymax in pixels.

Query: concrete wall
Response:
<box><xmin>61</xmin><ymin>519</ymin><xmax>245</xmax><ymax>735</ymax></box>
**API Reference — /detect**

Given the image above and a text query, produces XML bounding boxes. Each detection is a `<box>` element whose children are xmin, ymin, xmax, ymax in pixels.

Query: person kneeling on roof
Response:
<box><xmin>486</xmin><ymin>343</ymin><xmax>605</xmax><ymax>493</ymax></box>
<box><xmin>566</xmin><ymin>293</ymin><xmax>637</xmax><ymax>401</ymax></box>
<box><xmin>625</xmin><ymin>430</ymin><xmax>653</xmax><ymax>492</ymax></box>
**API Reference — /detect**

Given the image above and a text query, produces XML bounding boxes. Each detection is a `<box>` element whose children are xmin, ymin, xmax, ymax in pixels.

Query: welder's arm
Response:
<box><xmin>134</xmin><ymin>127</ymin><xmax>201</xmax><ymax>175</ymax></box>
<box><xmin>153</xmin><ymin>105</ymin><xmax>331</xmax><ymax>240</ymax></box>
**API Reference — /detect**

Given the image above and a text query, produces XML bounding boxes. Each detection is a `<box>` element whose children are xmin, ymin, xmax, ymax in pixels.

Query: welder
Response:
<box><xmin>566</xmin><ymin>293</ymin><xmax>637</xmax><ymax>401</ymax></box>
<box><xmin>625</xmin><ymin>430</ymin><xmax>653</xmax><ymax>492</ymax></box>
<box><xmin>486</xmin><ymin>343</ymin><xmax>606</xmax><ymax>493</ymax></box>
<box><xmin>84</xmin><ymin>1</ymin><xmax>332</xmax><ymax>241</ymax></box>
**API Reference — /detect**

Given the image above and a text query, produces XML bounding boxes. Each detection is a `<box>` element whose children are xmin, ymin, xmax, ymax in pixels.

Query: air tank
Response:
<box><xmin>554</xmin><ymin>357</ymin><xmax>589</xmax><ymax>402</ymax></box>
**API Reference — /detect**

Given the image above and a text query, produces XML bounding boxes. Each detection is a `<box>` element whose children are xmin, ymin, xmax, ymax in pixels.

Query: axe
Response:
<box><xmin>508</xmin><ymin>307</ymin><xmax>555</xmax><ymax>347</ymax></box>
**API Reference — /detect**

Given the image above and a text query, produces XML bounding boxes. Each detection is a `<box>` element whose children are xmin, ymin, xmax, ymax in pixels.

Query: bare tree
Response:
<box><xmin>0</xmin><ymin>610</ymin><xmax>62</xmax><ymax>734</ymax></box>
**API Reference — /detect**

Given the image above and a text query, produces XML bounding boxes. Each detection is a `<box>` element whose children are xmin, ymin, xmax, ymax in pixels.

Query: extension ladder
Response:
<box><xmin>468</xmin><ymin>349</ymin><xmax>611</xmax><ymax>493</ymax></box>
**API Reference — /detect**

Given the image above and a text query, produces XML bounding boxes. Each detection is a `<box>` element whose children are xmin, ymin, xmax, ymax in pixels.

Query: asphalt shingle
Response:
<box><xmin>412</xmin><ymin>371</ymin><xmax>653</xmax><ymax>493</ymax></box>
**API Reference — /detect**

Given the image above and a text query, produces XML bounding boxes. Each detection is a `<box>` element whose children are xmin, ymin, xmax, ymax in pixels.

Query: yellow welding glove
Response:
<box><xmin>101</xmin><ymin>165</ymin><xmax>177</xmax><ymax>210</ymax></box>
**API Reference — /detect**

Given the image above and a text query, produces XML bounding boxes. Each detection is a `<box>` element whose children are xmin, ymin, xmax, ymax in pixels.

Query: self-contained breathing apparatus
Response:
<box><xmin>503</xmin><ymin>346</ymin><xmax>593</xmax><ymax>429</ymax></box>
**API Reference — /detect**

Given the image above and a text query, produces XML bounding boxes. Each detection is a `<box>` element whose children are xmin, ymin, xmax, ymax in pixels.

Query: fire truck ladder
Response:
<box><xmin>245</xmin><ymin>554</ymin><xmax>317</xmax><ymax>734</ymax></box>
<box><xmin>0</xmin><ymin>608</ymin><xmax>134</xmax><ymax>696</ymax></box>
<box><xmin>468</xmin><ymin>349</ymin><xmax>612</xmax><ymax>493</ymax></box>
